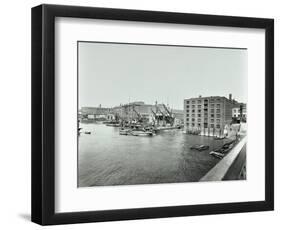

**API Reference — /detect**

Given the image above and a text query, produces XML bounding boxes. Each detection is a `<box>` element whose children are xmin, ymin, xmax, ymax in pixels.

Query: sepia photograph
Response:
<box><xmin>77</xmin><ymin>41</ymin><xmax>248</xmax><ymax>187</ymax></box>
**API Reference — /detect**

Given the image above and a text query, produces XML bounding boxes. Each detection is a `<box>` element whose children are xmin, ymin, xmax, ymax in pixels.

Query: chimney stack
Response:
<box><xmin>229</xmin><ymin>94</ymin><xmax>232</xmax><ymax>100</ymax></box>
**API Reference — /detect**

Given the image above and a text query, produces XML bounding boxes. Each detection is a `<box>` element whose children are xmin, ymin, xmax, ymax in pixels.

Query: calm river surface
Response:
<box><xmin>78</xmin><ymin>123</ymin><xmax>229</xmax><ymax>187</ymax></box>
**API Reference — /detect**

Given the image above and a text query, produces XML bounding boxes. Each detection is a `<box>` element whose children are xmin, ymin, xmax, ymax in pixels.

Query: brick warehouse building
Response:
<box><xmin>184</xmin><ymin>94</ymin><xmax>239</xmax><ymax>136</ymax></box>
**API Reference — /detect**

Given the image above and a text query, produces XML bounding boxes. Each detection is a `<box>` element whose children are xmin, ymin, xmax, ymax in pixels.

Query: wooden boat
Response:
<box><xmin>190</xmin><ymin>144</ymin><xmax>209</xmax><ymax>151</ymax></box>
<box><xmin>131</xmin><ymin>130</ymin><xmax>154</xmax><ymax>136</ymax></box>
<box><xmin>209</xmin><ymin>140</ymin><xmax>236</xmax><ymax>158</ymax></box>
<box><xmin>209</xmin><ymin>151</ymin><xmax>225</xmax><ymax>159</ymax></box>
<box><xmin>220</xmin><ymin>140</ymin><xmax>235</xmax><ymax>153</ymax></box>
<box><xmin>84</xmin><ymin>131</ymin><xmax>91</xmax><ymax>135</ymax></box>
<box><xmin>106</xmin><ymin>123</ymin><xmax>120</xmax><ymax>127</ymax></box>
<box><xmin>214</xmin><ymin>136</ymin><xmax>225</xmax><ymax>140</ymax></box>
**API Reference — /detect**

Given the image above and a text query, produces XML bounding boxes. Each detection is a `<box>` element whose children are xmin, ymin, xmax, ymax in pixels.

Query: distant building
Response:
<box><xmin>184</xmin><ymin>94</ymin><xmax>239</xmax><ymax>134</ymax></box>
<box><xmin>232</xmin><ymin>103</ymin><xmax>247</xmax><ymax>121</ymax></box>
<box><xmin>112</xmin><ymin>101</ymin><xmax>153</xmax><ymax>121</ymax></box>
<box><xmin>80</xmin><ymin>106</ymin><xmax>112</xmax><ymax>120</ymax></box>
<box><xmin>80</xmin><ymin>101</ymin><xmax>184</xmax><ymax>125</ymax></box>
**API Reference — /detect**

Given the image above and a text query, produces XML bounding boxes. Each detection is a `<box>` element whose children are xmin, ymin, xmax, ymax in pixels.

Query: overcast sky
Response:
<box><xmin>78</xmin><ymin>42</ymin><xmax>247</xmax><ymax>110</ymax></box>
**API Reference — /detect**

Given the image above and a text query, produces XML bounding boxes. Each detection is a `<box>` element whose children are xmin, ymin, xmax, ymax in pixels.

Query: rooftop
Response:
<box><xmin>184</xmin><ymin>94</ymin><xmax>240</xmax><ymax>104</ymax></box>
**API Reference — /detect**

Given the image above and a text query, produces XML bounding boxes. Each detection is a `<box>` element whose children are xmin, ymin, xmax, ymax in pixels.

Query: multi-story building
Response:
<box><xmin>184</xmin><ymin>94</ymin><xmax>238</xmax><ymax>135</ymax></box>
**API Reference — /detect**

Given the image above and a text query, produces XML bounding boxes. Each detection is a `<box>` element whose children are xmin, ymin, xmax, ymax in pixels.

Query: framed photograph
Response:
<box><xmin>31</xmin><ymin>4</ymin><xmax>274</xmax><ymax>225</ymax></box>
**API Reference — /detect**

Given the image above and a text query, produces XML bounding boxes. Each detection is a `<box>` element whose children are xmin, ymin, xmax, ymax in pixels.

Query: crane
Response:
<box><xmin>132</xmin><ymin>104</ymin><xmax>142</xmax><ymax>122</ymax></box>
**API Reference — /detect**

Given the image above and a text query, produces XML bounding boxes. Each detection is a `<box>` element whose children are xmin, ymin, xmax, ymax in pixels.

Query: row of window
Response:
<box><xmin>186</xmin><ymin>104</ymin><xmax>221</xmax><ymax>109</ymax></box>
<box><xmin>186</xmin><ymin>98</ymin><xmax>222</xmax><ymax>104</ymax></box>
<box><xmin>233</xmin><ymin>114</ymin><xmax>246</xmax><ymax>118</ymax></box>
<box><xmin>186</xmin><ymin>109</ymin><xmax>221</xmax><ymax>114</ymax></box>
<box><xmin>186</xmin><ymin>113</ymin><xmax>221</xmax><ymax>118</ymax></box>
<box><xmin>186</xmin><ymin>118</ymin><xmax>221</xmax><ymax>123</ymax></box>
<box><xmin>233</xmin><ymin>108</ymin><xmax>244</xmax><ymax>113</ymax></box>
<box><xmin>186</xmin><ymin>123</ymin><xmax>221</xmax><ymax>128</ymax></box>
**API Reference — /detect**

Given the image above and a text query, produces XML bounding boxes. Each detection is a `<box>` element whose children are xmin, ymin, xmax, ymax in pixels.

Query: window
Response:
<box><xmin>192</xmin><ymin>105</ymin><xmax>195</xmax><ymax>108</ymax></box>
<box><xmin>216</xmin><ymin>104</ymin><xmax>221</xmax><ymax>108</ymax></box>
<box><xmin>216</xmin><ymin>114</ymin><xmax>221</xmax><ymax>118</ymax></box>
<box><xmin>186</xmin><ymin>110</ymin><xmax>189</xmax><ymax>113</ymax></box>
<box><xmin>216</xmin><ymin>109</ymin><xmax>221</xmax><ymax>113</ymax></box>
<box><xmin>211</xmin><ymin>104</ymin><xmax>215</xmax><ymax>108</ymax></box>
<box><xmin>211</xmin><ymin>119</ymin><xmax>214</xmax><ymax>123</ymax></box>
<box><xmin>198</xmin><ymin>109</ymin><xmax>201</xmax><ymax>113</ymax></box>
<box><xmin>216</xmin><ymin>98</ymin><xmax>221</xmax><ymax>102</ymax></box>
<box><xmin>198</xmin><ymin>118</ymin><xmax>201</xmax><ymax>122</ymax></box>
<box><xmin>186</xmin><ymin>123</ymin><xmax>189</xmax><ymax>126</ymax></box>
<box><xmin>198</xmin><ymin>114</ymin><xmax>201</xmax><ymax>117</ymax></box>
<box><xmin>186</xmin><ymin>118</ymin><xmax>189</xmax><ymax>121</ymax></box>
<box><xmin>192</xmin><ymin>123</ymin><xmax>195</xmax><ymax>127</ymax></box>
<box><xmin>216</xmin><ymin>119</ymin><xmax>220</xmax><ymax>123</ymax></box>
<box><xmin>198</xmin><ymin>105</ymin><xmax>201</xmax><ymax>108</ymax></box>
<box><xmin>192</xmin><ymin>118</ymin><xmax>195</xmax><ymax>122</ymax></box>
<box><xmin>186</xmin><ymin>105</ymin><xmax>189</xmax><ymax>109</ymax></box>
<box><xmin>204</xmin><ymin>113</ymin><xmax>208</xmax><ymax>117</ymax></box>
<box><xmin>192</xmin><ymin>114</ymin><xmax>195</xmax><ymax>117</ymax></box>
<box><xmin>186</xmin><ymin>101</ymin><xmax>190</xmax><ymax>104</ymax></box>
<box><xmin>216</xmin><ymin>124</ymin><xmax>220</xmax><ymax>128</ymax></box>
<box><xmin>210</xmin><ymin>124</ymin><xmax>214</xmax><ymax>128</ymax></box>
<box><xmin>198</xmin><ymin>123</ymin><xmax>201</xmax><ymax>127</ymax></box>
<box><xmin>186</xmin><ymin>114</ymin><xmax>189</xmax><ymax>117</ymax></box>
<box><xmin>197</xmin><ymin>100</ymin><xmax>201</xmax><ymax>103</ymax></box>
<box><xmin>211</xmin><ymin>109</ymin><xmax>214</xmax><ymax>113</ymax></box>
<box><xmin>210</xmin><ymin>99</ymin><xmax>215</xmax><ymax>103</ymax></box>
<box><xmin>211</xmin><ymin>114</ymin><xmax>214</xmax><ymax>118</ymax></box>
<box><xmin>192</xmin><ymin>100</ymin><xmax>196</xmax><ymax>104</ymax></box>
<box><xmin>192</xmin><ymin>109</ymin><xmax>195</xmax><ymax>113</ymax></box>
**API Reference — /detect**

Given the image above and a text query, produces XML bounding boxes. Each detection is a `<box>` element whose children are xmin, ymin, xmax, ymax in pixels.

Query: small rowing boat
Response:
<box><xmin>190</xmin><ymin>144</ymin><xmax>209</xmax><ymax>151</ymax></box>
<box><xmin>209</xmin><ymin>151</ymin><xmax>225</xmax><ymax>159</ymax></box>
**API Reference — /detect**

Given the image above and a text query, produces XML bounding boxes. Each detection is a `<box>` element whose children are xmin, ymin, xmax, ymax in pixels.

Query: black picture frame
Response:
<box><xmin>31</xmin><ymin>4</ymin><xmax>274</xmax><ymax>225</ymax></box>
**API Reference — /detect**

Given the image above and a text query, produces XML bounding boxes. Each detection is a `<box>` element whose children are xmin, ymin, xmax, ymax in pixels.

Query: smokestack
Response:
<box><xmin>229</xmin><ymin>94</ymin><xmax>232</xmax><ymax>100</ymax></box>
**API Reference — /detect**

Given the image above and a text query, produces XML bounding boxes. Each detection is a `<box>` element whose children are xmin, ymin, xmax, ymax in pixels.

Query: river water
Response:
<box><xmin>78</xmin><ymin>123</ymin><xmax>229</xmax><ymax>187</ymax></box>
